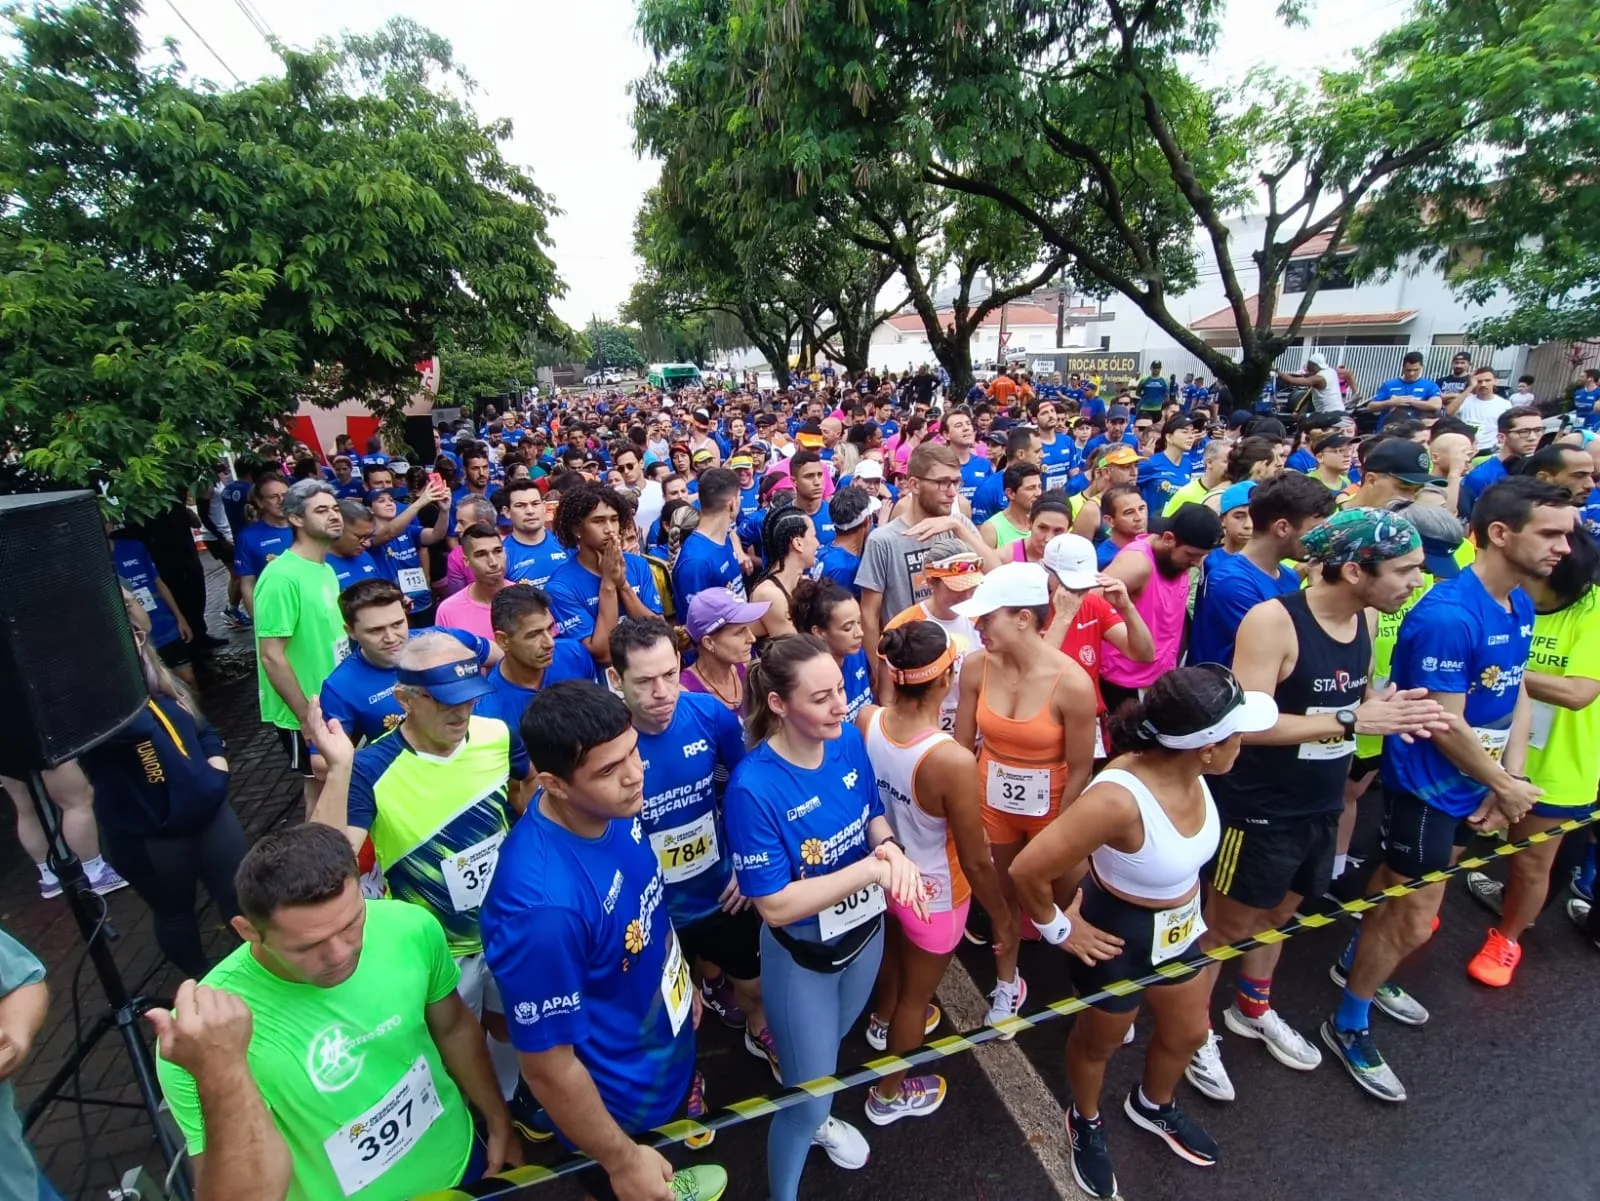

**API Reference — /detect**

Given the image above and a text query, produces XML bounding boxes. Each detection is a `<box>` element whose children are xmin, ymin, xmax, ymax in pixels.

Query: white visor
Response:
<box><xmin>1153</xmin><ymin>691</ymin><xmax>1279</xmax><ymax>750</ymax></box>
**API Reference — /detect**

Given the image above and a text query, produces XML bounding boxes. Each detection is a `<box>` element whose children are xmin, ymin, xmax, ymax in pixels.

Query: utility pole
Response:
<box><xmin>1056</xmin><ymin>276</ymin><xmax>1067</xmax><ymax>349</ymax></box>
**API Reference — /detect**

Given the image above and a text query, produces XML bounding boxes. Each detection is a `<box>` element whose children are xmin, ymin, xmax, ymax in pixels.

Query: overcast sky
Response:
<box><xmin>136</xmin><ymin>0</ymin><xmax>1410</xmax><ymax>326</ymax></box>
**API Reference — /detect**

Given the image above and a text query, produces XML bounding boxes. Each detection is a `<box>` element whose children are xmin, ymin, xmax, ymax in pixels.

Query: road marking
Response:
<box><xmin>938</xmin><ymin>958</ymin><xmax>1121</xmax><ymax>1200</ymax></box>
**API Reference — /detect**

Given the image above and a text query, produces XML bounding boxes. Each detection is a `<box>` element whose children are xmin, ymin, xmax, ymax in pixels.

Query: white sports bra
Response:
<box><xmin>1089</xmin><ymin>768</ymin><xmax>1220</xmax><ymax>903</ymax></box>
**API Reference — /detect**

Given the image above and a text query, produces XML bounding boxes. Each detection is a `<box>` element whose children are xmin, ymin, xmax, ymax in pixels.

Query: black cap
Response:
<box><xmin>1312</xmin><ymin>432</ymin><xmax>1353</xmax><ymax>452</ymax></box>
<box><xmin>1161</xmin><ymin>502</ymin><xmax>1224</xmax><ymax>551</ymax></box>
<box><xmin>1365</xmin><ymin>439</ymin><xmax>1445</xmax><ymax>486</ymax></box>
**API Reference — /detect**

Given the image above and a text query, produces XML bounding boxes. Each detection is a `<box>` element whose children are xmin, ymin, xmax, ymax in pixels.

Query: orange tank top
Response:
<box><xmin>976</xmin><ymin>659</ymin><xmax>1071</xmax><ymax>818</ymax></box>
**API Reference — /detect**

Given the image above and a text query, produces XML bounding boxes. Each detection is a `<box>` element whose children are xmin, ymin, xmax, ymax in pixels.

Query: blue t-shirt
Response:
<box><xmin>842</xmin><ymin>648</ymin><xmax>875</xmax><ymax>720</ymax></box>
<box><xmin>816</xmin><ymin>544</ymin><xmax>863</xmax><ymax>595</ymax></box>
<box><xmin>233</xmin><ymin>520</ymin><xmax>294</xmax><ymax>578</ymax></box>
<box><xmin>1137</xmin><ymin>376</ymin><xmax>1170</xmax><ymax>412</ymax></box>
<box><xmin>112</xmin><ymin>539</ymin><xmax>180</xmax><ymax>647</ymax></box>
<box><xmin>670</xmin><ymin>530</ymin><xmax>746</xmax><ymax>616</ymax></box>
<box><xmin>1575</xmin><ymin>386</ymin><xmax>1600</xmax><ymax>430</ymax></box>
<box><xmin>472</xmin><ymin>646</ymin><xmax>597</xmax><ymax>731</ymax></box>
<box><xmin>376</xmin><ymin>521</ymin><xmax>432</xmax><ymax>613</ymax></box>
<box><xmin>327</xmin><ymin>549</ymin><xmax>382</xmax><ymax>592</ymax></box>
<box><xmin>220</xmin><ymin>479</ymin><xmax>252</xmax><ymax>534</ymax></box>
<box><xmin>636</xmin><ymin>693</ymin><xmax>746</xmax><ymax>928</ymax></box>
<box><xmin>724</xmin><ymin>726</ymin><xmax>884</xmax><ymax>941</ymax></box>
<box><xmin>544</xmin><ymin>554</ymin><xmax>664</xmax><ymax>642</ymax></box>
<box><xmin>1286</xmin><ymin>448</ymin><xmax>1317</xmax><ymax>474</ymax></box>
<box><xmin>1137</xmin><ymin>452</ymin><xmax>1191</xmax><ymax>515</ymax></box>
<box><xmin>332</xmin><ymin>479</ymin><xmax>366</xmax><ymax>501</ymax></box>
<box><xmin>738</xmin><ymin>484</ymin><xmax>762</xmax><ymax>520</ymax></box>
<box><xmin>1078</xmin><ymin>394</ymin><xmax>1105</xmax><ymax>423</ymax></box>
<box><xmin>1582</xmin><ymin>487</ymin><xmax>1600</xmax><ymax>540</ymax></box>
<box><xmin>1038</xmin><ymin>435</ymin><xmax>1078</xmax><ymax>492</ymax></box>
<box><xmin>482</xmin><ymin>807</ymin><xmax>696</xmax><ymax>1136</ymax></box>
<box><xmin>318</xmin><ymin>629</ymin><xmax>490</xmax><ymax>747</ymax></box>
<box><xmin>958</xmin><ymin>453</ymin><xmax>992</xmax><ymax>502</ymax></box>
<box><xmin>800</xmin><ymin>502</ymin><xmax>836</xmax><ymax>547</ymax></box>
<box><xmin>1095</xmin><ymin>538</ymin><xmax>1128</xmax><ymax>569</ymax></box>
<box><xmin>1372</xmin><ymin>376</ymin><xmax>1443</xmax><ymax>428</ymax></box>
<box><xmin>1382</xmin><ymin>569</ymin><xmax>1534</xmax><ymax>817</ymax></box>
<box><xmin>1083</xmin><ymin>432</ymin><xmax>1141</xmax><ymax>459</ymax></box>
<box><xmin>969</xmin><ymin>471</ymin><xmax>1008</xmax><ymax>526</ymax></box>
<box><xmin>1457</xmin><ymin>455</ymin><xmax>1509</xmax><ymax>518</ymax></box>
<box><xmin>504</xmin><ymin>532</ymin><xmax>570</xmax><ymax>591</ymax></box>
<box><xmin>1190</xmin><ymin>551</ymin><xmax>1300</xmax><ymax>668</ymax></box>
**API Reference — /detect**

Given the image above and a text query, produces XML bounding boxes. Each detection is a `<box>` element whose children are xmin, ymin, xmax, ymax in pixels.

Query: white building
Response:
<box><xmin>867</xmin><ymin>299</ymin><xmax>1105</xmax><ymax>375</ymax></box>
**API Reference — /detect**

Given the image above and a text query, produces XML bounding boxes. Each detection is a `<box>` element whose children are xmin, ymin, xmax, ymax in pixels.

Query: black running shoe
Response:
<box><xmin>507</xmin><ymin>1080</ymin><xmax>554</xmax><ymax>1142</ymax></box>
<box><xmin>1123</xmin><ymin>1088</ymin><xmax>1218</xmax><ymax>1167</ymax></box>
<box><xmin>1067</xmin><ymin>1107</ymin><xmax>1118</xmax><ymax>1199</ymax></box>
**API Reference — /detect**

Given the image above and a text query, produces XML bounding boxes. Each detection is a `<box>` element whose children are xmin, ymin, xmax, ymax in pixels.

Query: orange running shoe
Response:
<box><xmin>1466</xmin><ymin>928</ymin><xmax>1521</xmax><ymax>987</ymax></box>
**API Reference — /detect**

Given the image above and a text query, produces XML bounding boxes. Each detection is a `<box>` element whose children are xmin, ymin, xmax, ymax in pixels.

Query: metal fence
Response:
<box><xmin>1133</xmin><ymin>343</ymin><xmax>1531</xmax><ymax>402</ymax></box>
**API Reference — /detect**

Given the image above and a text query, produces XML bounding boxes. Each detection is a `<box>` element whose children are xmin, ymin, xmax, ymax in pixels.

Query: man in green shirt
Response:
<box><xmin>254</xmin><ymin>478</ymin><xmax>346</xmax><ymax>814</ymax></box>
<box><xmin>1</xmin><ymin>928</ymin><xmax>58</xmax><ymax>1201</ymax></box>
<box><xmin>152</xmin><ymin>823</ymin><xmax>518</xmax><ymax>1201</ymax></box>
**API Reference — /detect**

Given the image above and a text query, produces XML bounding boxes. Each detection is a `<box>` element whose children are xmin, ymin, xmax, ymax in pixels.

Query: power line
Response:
<box><xmin>165</xmin><ymin>0</ymin><xmax>241</xmax><ymax>85</ymax></box>
<box><xmin>231</xmin><ymin>0</ymin><xmax>277</xmax><ymax>48</ymax></box>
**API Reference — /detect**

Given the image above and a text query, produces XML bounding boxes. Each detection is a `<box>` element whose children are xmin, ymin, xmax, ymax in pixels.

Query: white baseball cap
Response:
<box><xmin>1043</xmin><ymin>533</ymin><xmax>1099</xmax><ymax>590</ymax></box>
<box><xmin>952</xmin><ymin>561</ymin><xmax>1052</xmax><ymax>619</ymax></box>
<box><xmin>853</xmin><ymin>458</ymin><xmax>885</xmax><ymax>481</ymax></box>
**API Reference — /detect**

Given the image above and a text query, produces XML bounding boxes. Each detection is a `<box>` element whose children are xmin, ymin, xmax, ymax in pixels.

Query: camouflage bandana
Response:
<box><xmin>1301</xmin><ymin>507</ymin><xmax>1420</xmax><ymax>565</ymax></box>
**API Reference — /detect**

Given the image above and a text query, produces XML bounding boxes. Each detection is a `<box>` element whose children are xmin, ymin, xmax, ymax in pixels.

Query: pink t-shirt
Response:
<box><xmin>435</xmin><ymin>585</ymin><xmax>501</xmax><ymax>642</ymax></box>
<box><xmin>1099</xmin><ymin>537</ymin><xmax>1186</xmax><ymax>689</ymax></box>
<box><xmin>443</xmin><ymin>545</ymin><xmax>471</xmax><ymax>597</ymax></box>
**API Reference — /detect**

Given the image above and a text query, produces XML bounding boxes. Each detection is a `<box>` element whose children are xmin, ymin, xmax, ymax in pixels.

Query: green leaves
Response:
<box><xmin>0</xmin><ymin>2</ymin><xmax>566</xmax><ymax>518</ymax></box>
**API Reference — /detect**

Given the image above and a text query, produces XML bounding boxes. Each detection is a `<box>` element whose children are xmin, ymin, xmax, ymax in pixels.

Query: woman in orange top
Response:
<box><xmin>952</xmin><ymin>562</ymin><xmax>1098</xmax><ymax>1030</ymax></box>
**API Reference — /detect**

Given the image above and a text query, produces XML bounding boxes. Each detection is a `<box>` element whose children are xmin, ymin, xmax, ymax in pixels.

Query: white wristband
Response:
<box><xmin>1036</xmin><ymin>906</ymin><xmax>1073</xmax><ymax>946</ymax></box>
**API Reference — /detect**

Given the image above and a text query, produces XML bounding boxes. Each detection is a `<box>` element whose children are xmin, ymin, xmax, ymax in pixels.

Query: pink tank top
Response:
<box><xmin>1099</xmin><ymin>537</ymin><xmax>1185</xmax><ymax>689</ymax></box>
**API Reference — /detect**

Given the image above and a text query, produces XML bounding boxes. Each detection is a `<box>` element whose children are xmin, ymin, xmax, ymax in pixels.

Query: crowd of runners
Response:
<box><xmin>6</xmin><ymin>355</ymin><xmax>1600</xmax><ymax>1201</ymax></box>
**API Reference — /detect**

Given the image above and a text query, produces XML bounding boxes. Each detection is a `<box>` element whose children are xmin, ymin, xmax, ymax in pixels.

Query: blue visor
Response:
<box><xmin>1421</xmin><ymin>540</ymin><xmax>1461</xmax><ymax>580</ymax></box>
<box><xmin>397</xmin><ymin>658</ymin><xmax>492</xmax><ymax>704</ymax></box>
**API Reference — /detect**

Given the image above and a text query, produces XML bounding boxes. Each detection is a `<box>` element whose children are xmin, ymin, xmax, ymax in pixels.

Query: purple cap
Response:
<box><xmin>685</xmin><ymin>589</ymin><xmax>771</xmax><ymax>641</ymax></box>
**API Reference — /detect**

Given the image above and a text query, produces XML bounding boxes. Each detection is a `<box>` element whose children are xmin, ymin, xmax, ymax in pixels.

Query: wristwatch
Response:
<box><xmin>1335</xmin><ymin>708</ymin><xmax>1358</xmax><ymax>739</ymax></box>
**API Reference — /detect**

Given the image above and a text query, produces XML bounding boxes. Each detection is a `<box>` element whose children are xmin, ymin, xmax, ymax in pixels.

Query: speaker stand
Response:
<box><xmin>19</xmin><ymin>772</ymin><xmax>194</xmax><ymax>1201</ymax></box>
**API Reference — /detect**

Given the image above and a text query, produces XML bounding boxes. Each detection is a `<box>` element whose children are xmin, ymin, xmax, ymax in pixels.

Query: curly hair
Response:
<box><xmin>553</xmin><ymin>481</ymin><xmax>634</xmax><ymax>549</ymax></box>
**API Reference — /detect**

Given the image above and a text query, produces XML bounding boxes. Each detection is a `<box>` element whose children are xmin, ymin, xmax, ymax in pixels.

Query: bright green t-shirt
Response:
<box><xmin>1162</xmin><ymin>478</ymin><xmax>1208</xmax><ymax>517</ymax></box>
<box><xmin>253</xmin><ymin>548</ymin><xmax>347</xmax><ymax>730</ymax></box>
<box><xmin>1525</xmin><ymin>590</ymin><xmax>1600</xmax><ymax>807</ymax></box>
<box><xmin>1355</xmin><ymin>576</ymin><xmax>1434</xmax><ymax>759</ymax></box>
<box><xmin>984</xmin><ymin>510</ymin><xmax>1029</xmax><ymax>548</ymax></box>
<box><xmin>156</xmin><ymin>901</ymin><xmax>471</xmax><ymax>1201</ymax></box>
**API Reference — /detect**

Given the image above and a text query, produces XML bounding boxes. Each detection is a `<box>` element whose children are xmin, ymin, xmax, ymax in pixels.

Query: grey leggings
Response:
<box><xmin>760</xmin><ymin>921</ymin><xmax>884</xmax><ymax>1201</ymax></box>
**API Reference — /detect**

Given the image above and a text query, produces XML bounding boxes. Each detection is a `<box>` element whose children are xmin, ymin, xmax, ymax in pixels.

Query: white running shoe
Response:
<box><xmin>1223</xmin><ymin>1004</ymin><xmax>1322</xmax><ymax>1070</ymax></box>
<box><xmin>985</xmin><ymin>975</ymin><xmax>1027</xmax><ymax>1037</ymax></box>
<box><xmin>811</xmin><ymin>1115</ymin><xmax>869</xmax><ymax>1169</ymax></box>
<box><xmin>1183</xmin><ymin>1030</ymin><xmax>1236</xmax><ymax>1102</ymax></box>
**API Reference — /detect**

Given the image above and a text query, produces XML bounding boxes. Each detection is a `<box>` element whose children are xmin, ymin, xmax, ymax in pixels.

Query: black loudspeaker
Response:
<box><xmin>0</xmin><ymin>491</ymin><xmax>148</xmax><ymax>775</ymax></box>
<box><xmin>403</xmin><ymin>413</ymin><xmax>437</xmax><ymax>474</ymax></box>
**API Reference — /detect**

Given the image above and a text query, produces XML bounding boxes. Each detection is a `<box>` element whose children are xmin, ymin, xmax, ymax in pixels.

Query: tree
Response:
<box><xmin>651</xmin><ymin>0</ymin><xmax>1597</xmax><ymax>400</ymax></box>
<box><xmin>583</xmin><ymin>319</ymin><xmax>648</xmax><ymax>371</ymax></box>
<box><xmin>0</xmin><ymin>1</ymin><xmax>566</xmax><ymax>517</ymax></box>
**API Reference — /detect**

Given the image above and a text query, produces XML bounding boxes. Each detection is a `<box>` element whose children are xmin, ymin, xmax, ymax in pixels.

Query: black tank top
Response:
<box><xmin>1211</xmin><ymin>589</ymin><xmax>1371</xmax><ymax>822</ymax></box>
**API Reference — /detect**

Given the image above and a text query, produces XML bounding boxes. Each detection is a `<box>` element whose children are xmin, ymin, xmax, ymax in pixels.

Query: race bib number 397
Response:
<box><xmin>323</xmin><ymin>1055</ymin><xmax>443</xmax><ymax>1196</ymax></box>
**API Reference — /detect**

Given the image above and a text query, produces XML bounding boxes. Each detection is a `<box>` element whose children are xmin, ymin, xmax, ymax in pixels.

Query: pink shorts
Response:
<box><xmin>891</xmin><ymin>895</ymin><xmax>972</xmax><ymax>956</ymax></box>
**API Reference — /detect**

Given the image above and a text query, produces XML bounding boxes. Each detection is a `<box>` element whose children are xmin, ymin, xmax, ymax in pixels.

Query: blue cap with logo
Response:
<box><xmin>396</xmin><ymin>657</ymin><xmax>494</xmax><ymax>705</ymax></box>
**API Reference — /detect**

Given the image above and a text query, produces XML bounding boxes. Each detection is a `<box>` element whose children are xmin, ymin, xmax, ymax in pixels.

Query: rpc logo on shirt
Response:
<box><xmin>682</xmin><ymin>740</ymin><xmax>710</xmax><ymax>758</ymax></box>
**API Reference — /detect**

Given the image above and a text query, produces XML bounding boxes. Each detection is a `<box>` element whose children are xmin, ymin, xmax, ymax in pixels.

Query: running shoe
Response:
<box><xmin>1466</xmin><ymin>871</ymin><xmax>1505</xmax><ymax>919</ymax></box>
<box><xmin>1067</xmin><ymin>1107</ymin><xmax>1118</xmax><ymax>1199</ymax></box>
<box><xmin>223</xmin><ymin>604</ymin><xmax>253</xmax><ymax>629</ymax></box>
<box><xmin>507</xmin><ymin>1080</ymin><xmax>554</xmax><ymax>1143</ymax></box>
<box><xmin>699</xmin><ymin>975</ymin><xmax>746</xmax><ymax>1030</ymax></box>
<box><xmin>863</xmin><ymin>1074</ymin><xmax>947</xmax><ymax>1126</ymax></box>
<box><xmin>87</xmin><ymin>862</ymin><xmax>129</xmax><ymax>896</ymax></box>
<box><xmin>744</xmin><ymin>1026</ymin><xmax>781</xmax><ymax>1082</ymax></box>
<box><xmin>669</xmin><ymin>1165</ymin><xmax>728</xmax><ymax>1201</ymax></box>
<box><xmin>1328</xmin><ymin>963</ymin><xmax>1429</xmax><ymax>1026</ymax></box>
<box><xmin>1320</xmin><ymin>1020</ymin><xmax>1406</xmax><ymax>1102</ymax></box>
<box><xmin>1183</xmin><ymin>1030</ymin><xmax>1235</xmax><ymax>1102</ymax></box>
<box><xmin>1222</xmin><ymin>1005</ymin><xmax>1322</xmax><ymax>1071</ymax></box>
<box><xmin>1571</xmin><ymin>861</ymin><xmax>1595</xmax><ymax>904</ymax></box>
<box><xmin>1122</xmin><ymin>1088</ymin><xmax>1219</xmax><ymax>1166</ymax></box>
<box><xmin>810</xmin><ymin>1116</ymin><xmax>869</xmax><ymax>1170</ymax></box>
<box><xmin>864</xmin><ymin>1004</ymin><xmax>941</xmax><ymax>1052</ymax></box>
<box><xmin>685</xmin><ymin>1071</ymin><xmax>714</xmax><ymax>1150</ymax></box>
<box><xmin>1466</xmin><ymin>928</ymin><xmax>1522</xmax><ymax>987</ymax></box>
<box><xmin>984</xmin><ymin>975</ymin><xmax>1027</xmax><ymax>1036</ymax></box>
<box><xmin>1564</xmin><ymin>898</ymin><xmax>1600</xmax><ymax>949</ymax></box>
<box><xmin>37</xmin><ymin>869</ymin><xmax>62</xmax><ymax>901</ymax></box>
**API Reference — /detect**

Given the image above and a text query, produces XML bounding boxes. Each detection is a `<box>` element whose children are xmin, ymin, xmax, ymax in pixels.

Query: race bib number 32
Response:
<box><xmin>323</xmin><ymin>1055</ymin><xmax>442</xmax><ymax>1196</ymax></box>
<box><xmin>985</xmin><ymin>762</ymin><xmax>1051</xmax><ymax>817</ymax></box>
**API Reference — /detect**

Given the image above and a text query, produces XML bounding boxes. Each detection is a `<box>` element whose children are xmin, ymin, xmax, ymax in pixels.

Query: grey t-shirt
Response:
<box><xmin>856</xmin><ymin>514</ymin><xmax>979</xmax><ymax>616</ymax></box>
<box><xmin>0</xmin><ymin>928</ymin><xmax>46</xmax><ymax>1201</ymax></box>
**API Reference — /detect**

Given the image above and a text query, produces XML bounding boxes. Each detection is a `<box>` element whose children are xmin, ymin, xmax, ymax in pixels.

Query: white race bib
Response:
<box><xmin>1474</xmin><ymin>726</ymin><xmax>1511</xmax><ymax>763</ymax></box>
<box><xmin>1529</xmin><ymin>700</ymin><xmax>1556</xmax><ymax>751</ymax></box>
<box><xmin>985</xmin><ymin>762</ymin><xmax>1052</xmax><ymax>817</ymax></box>
<box><xmin>1299</xmin><ymin>705</ymin><xmax>1354</xmax><ymax>761</ymax></box>
<box><xmin>1151</xmin><ymin>893</ymin><xmax>1205</xmax><ymax>965</ymax></box>
<box><xmin>817</xmin><ymin>883</ymin><xmax>886</xmax><ymax>941</ymax></box>
<box><xmin>649</xmin><ymin>810</ymin><xmax>720</xmax><ymax>884</ymax></box>
<box><xmin>133</xmin><ymin>586</ymin><xmax>158</xmax><ymax>612</ymax></box>
<box><xmin>440</xmin><ymin>832</ymin><xmax>504</xmax><ymax>913</ymax></box>
<box><xmin>322</xmin><ymin>1055</ymin><xmax>442</xmax><ymax>1196</ymax></box>
<box><xmin>1093</xmin><ymin>719</ymin><xmax>1107</xmax><ymax>761</ymax></box>
<box><xmin>397</xmin><ymin>566</ymin><xmax>428</xmax><ymax>594</ymax></box>
<box><xmin>660</xmin><ymin>929</ymin><xmax>692</xmax><ymax>1036</ymax></box>
<box><xmin>333</xmin><ymin>634</ymin><xmax>351</xmax><ymax>664</ymax></box>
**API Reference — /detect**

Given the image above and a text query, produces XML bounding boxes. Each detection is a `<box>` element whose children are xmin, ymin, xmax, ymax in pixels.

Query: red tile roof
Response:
<box><xmin>1189</xmin><ymin>295</ymin><xmax>1416</xmax><ymax>333</ymax></box>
